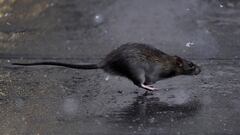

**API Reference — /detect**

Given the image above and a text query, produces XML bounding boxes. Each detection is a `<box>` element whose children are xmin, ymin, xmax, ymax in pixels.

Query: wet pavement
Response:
<box><xmin>0</xmin><ymin>0</ymin><xmax>240</xmax><ymax>135</ymax></box>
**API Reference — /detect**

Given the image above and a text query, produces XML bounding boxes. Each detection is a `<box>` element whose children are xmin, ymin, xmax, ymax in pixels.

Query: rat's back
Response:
<box><xmin>104</xmin><ymin>43</ymin><xmax>167</xmax><ymax>63</ymax></box>
<box><xmin>101</xmin><ymin>43</ymin><xmax>169</xmax><ymax>75</ymax></box>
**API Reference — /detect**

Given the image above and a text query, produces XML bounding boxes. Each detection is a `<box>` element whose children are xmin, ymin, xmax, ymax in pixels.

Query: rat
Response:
<box><xmin>12</xmin><ymin>43</ymin><xmax>201</xmax><ymax>91</ymax></box>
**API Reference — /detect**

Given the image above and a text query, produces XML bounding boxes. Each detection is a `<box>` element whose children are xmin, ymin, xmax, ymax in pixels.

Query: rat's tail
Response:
<box><xmin>12</xmin><ymin>62</ymin><xmax>102</xmax><ymax>69</ymax></box>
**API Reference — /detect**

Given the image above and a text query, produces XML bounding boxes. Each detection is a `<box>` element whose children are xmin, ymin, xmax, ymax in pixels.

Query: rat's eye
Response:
<box><xmin>189</xmin><ymin>63</ymin><xmax>194</xmax><ymax>68</ymax></box>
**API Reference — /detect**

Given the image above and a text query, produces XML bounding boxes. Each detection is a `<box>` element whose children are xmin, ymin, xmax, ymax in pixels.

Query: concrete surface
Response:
<box><xmin>0</xmin><ymin>0</ymin><xmax>240</xmax><ymax>135</ymax></box>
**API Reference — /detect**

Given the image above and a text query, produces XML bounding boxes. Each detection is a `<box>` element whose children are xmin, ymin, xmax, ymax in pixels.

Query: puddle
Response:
<box><xmin>109</xmin><ymin>93</ymin><xmax>201</xmax><ymax>125</ymax></box>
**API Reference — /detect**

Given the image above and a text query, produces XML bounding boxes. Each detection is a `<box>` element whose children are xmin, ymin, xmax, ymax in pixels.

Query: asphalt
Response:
<box><xmin>0</xmin><ymin>0</ymin><xmax>240</xmax><ymax>135</ymax></box>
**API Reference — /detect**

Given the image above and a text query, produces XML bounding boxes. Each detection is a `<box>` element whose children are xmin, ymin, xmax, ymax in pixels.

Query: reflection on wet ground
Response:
<box><xmin>110</xmin><ymin>93</ymin><xmax>201</xmax><ymax>125</ymax></box>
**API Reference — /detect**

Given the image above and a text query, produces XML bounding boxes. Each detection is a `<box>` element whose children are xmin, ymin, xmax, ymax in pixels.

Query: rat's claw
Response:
<box><xmin>140</xmin><ymin>84</ymin><xmax>159</xmax><ymax>91</ymax></box>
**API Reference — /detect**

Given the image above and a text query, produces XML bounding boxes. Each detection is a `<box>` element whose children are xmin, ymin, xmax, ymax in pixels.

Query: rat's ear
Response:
<box><xmin>174</xmin><ymin>56</ymin><xmax>183</xmax><ymax>67</ymax></box>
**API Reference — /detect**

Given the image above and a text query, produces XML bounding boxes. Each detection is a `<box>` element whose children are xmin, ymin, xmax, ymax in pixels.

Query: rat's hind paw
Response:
<box><xmin>140</xmin><ymin>84</ymin><xmax>159</xmax><ymax>91</ymax></box>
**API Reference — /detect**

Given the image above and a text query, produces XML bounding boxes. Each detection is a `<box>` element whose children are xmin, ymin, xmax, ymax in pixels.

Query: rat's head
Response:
<box><xmin>173</xmin><ymin>56</ymin><xmax>201</xmax><ymax>75</ymax></box>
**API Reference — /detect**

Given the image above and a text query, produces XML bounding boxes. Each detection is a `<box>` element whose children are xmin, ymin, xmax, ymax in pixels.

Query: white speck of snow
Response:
<box><xmin>94</xmin><ymin>14</ymin><xmax>104</xmax><ymax>25</ymax></box>
<box><xmin>185</xmin><ymin>42</ymin><xmax>194</xmax><ymax>47</ymax></box>
<box><xmin>220</xmin><ymin>4</ymin><xmax>224</xmax><ymax>8</ymax></box>
<box><xmin>105</xmin><ymin>75</ymin><xmax>110</xmax><ymax>81</ymax></box>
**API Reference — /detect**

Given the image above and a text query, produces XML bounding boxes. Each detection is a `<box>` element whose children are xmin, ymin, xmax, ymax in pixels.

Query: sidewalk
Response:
<box><xmin>0</xmin><ymin>0</ymin><xmax>240</xmax><ymax>135</ymax></box>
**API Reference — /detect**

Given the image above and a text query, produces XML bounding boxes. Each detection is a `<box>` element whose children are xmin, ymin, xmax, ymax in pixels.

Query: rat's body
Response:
<box><xmin>13</xmin><ymin>43</ymin><xmax>201</xmax><ymax>91</ymax></box>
